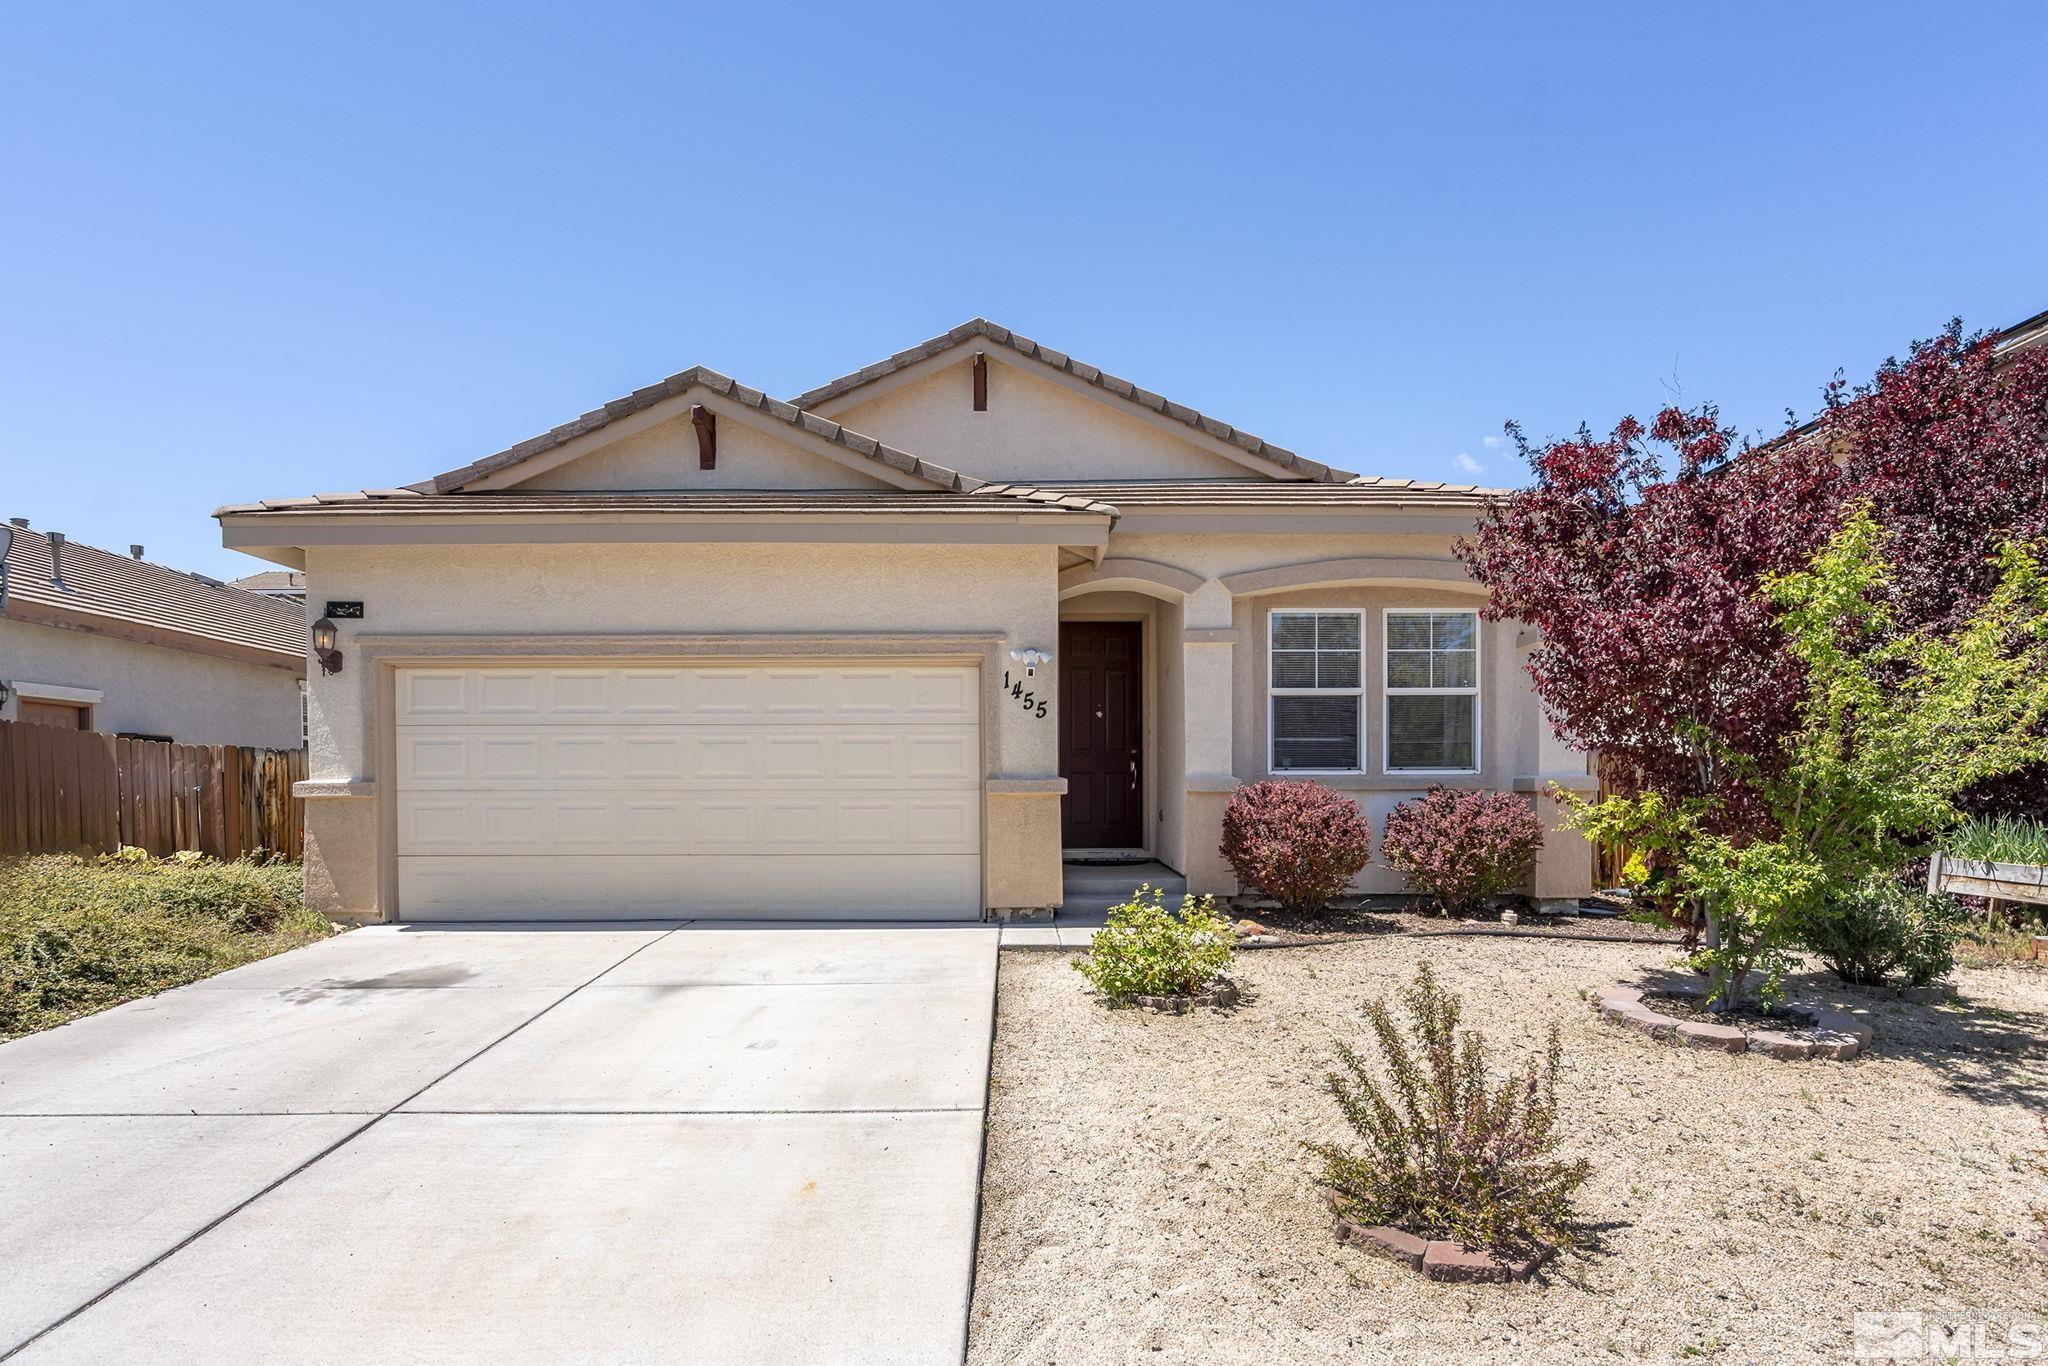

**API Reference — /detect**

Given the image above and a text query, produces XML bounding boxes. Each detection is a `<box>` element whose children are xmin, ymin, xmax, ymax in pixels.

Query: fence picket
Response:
<box><xmin>0</xmin><ymin>721</ymin><xmax>306</xmax><ymax>861</ymax></box>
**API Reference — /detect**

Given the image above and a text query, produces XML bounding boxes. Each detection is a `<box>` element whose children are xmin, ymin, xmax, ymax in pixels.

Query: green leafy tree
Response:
<box><xmin>1563</xmin><ymin>508</ymin><xmax>2048</xmax><ymax>1008</ymax></box>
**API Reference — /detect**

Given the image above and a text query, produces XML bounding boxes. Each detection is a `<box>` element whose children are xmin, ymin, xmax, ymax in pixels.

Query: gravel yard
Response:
<box><xmin>968</xmin><ymin>935</ymin><xmax>2048</xmax><ymax>1364</ymax></box>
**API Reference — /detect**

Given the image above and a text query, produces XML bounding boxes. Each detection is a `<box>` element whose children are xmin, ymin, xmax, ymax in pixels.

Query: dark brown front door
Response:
<box><xmin>1060</xmin><ymin>621</ymin><xmax>1143</xmax><ymax>848</ymax></box>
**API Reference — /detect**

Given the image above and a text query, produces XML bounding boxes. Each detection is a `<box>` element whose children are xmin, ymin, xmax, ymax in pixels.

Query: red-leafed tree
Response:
<box><xmin>1823</xmin><ymin>323</ymin><xmax>2048</xmax><ymax>817</ymax></box>
<box><xmin>1458</xmin><ymin>320</ymin><xmax>2048</xmax><ymax>839</ymax></box>
<box><xmin>1455</xmin><ymin>406</ymin><xmax>1844</xmax><ymax>841</ymax></box>
<box><xmin>1826</xmin><ymin>321</ymin><xmax>2048</xmax><ymax>634</ymax></box>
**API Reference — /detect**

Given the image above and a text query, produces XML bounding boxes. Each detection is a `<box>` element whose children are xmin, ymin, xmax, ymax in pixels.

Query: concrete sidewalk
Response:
<box><xmin>0</xmin><ymin>921</ymin><xmax>997</xmax><ymax>1365</ymax></box>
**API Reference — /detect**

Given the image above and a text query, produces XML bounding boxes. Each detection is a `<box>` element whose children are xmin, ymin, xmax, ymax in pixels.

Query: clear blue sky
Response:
<box><xmin>4</xmin><ymin>2</ymin><xmax>2044</xmax><ymax>578</ymax></box>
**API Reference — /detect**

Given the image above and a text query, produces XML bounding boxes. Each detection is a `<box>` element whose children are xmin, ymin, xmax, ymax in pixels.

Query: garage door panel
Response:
<box><xmin>397</xmin><ymin>855</ymin><xmax>980</xmax><ymax>921</ymax></box>
<box><xmin>395</xmin><ymin>663</ymin><xmax>982</xmax><ymax>921</ymax></box>
<box><xmin>396</xmin><ymin>791</ymin><xmax>980</xmax><ymax>856</ymax></box>
<box><xmin>398</xmin><ymin>729</ymin><xmax>979</xmax><ymax>788</ymax></box>
<box><xmin>395</xmin><ymin>666</ymin><xmax>980</xmax><ymax>726</ymax></box>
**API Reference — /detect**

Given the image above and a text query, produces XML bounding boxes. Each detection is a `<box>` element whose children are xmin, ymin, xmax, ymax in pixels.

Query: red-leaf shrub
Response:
<box><xmin>1219</xmin><ymin>780</ymin><xmax>1372</xmax><ymax>915</ymax></box>
<box><xmin>1381</xmin><ymin>788</ymin><xmax>1545</xmax><ymax>916</ymax></box>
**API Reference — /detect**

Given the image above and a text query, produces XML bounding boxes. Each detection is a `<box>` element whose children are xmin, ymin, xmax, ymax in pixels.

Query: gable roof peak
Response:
<box><xmin>422</xmin><ymin>364</ymin><xmax>982</xmax><ymax>495</ymax></box>
<box><xmin>791</xmin><ymin>318</ymin><xmax>1358</xmax><ymax>484</ymax></box>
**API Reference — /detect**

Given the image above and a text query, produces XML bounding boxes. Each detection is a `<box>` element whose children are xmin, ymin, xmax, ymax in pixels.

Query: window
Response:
<box><xmin>1384</xmin><ymin>609</ymin><xmax>1479</xmax><ymax>772</ymax></box>
<box><xmin>1269</xmin><ymin>610</ymin><xmax>1363</xmax><ymax>771</ymax></box>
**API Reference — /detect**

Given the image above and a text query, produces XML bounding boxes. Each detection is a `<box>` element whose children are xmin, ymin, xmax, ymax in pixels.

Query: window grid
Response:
<box><xmin>1269</xmin><ymin>609</ymin><xmax>1364</xmax><ymax>774</ymax></box>
<box><xmin>1383</xmin><ymin>608</ymin><xmax>1481</xmax><ymax>775</ymax></box>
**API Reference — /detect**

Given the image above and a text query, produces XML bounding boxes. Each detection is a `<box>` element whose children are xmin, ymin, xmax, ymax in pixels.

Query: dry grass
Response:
<box><xmin>968</xmin><ymin>936</ymin><xmax>2048</xmax><ymax>1364</ymax></box>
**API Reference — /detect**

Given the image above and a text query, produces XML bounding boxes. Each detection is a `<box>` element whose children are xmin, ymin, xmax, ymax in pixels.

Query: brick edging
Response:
<box><xmin>1593</xmin><ymin>980</ymin><xmax>1873</xmax><ymax>1060</ymax></box>
<box><xmin>1320</xmin><ymin>1188</ymin><xmax>1550</xmax><ymax>1283</ymax></box>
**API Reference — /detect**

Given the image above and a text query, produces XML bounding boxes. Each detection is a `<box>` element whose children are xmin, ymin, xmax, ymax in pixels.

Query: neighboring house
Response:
<box><xmin>0</xmin><ymin>521</ymin><xmax>307</xmax><ymax>749</ymax></box>
<box><xmin>218</xmin><ymin>320</ymin><xmax>1595</xmax><ymax>923</ymax></box>
<box><xmin>229</xmin><ymin>569</ymin><xmax>307</xmax><ymax>600</ymax></box>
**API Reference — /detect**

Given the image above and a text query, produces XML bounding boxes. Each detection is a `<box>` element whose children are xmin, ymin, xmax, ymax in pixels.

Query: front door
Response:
<box><xmin>1059</xmin><ymin>621</ymin><xmax>1143</xmax><ymax>848</ymax></box>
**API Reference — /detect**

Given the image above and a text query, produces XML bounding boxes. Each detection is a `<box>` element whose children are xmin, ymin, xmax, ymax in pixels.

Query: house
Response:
<box><xmin>217</xmin><ymin>320</ymin><xmax>1595</xmax><ymax>923</ymax></box>
<box><xmin>229</xmin><ymin>569</ymin><xmax>307</xmax><ymax>600</ymax></box>
<box><xmin>0</xmin><ymin>521</ymin><xmax>307</xmax><ymax>748</ymax></box>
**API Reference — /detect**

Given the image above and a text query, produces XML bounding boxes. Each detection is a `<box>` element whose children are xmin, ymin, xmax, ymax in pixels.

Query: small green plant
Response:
<box><xmin>1071</xmin><ymin>883</ymin><xmax>1234</xmax><ymax>1004</ymax></box>
<box><xmin>1309</xmin><ymin>964</ymin><xmax>1588</xmax><ymax>1257</ymax></box>
<box><xmin>1945</xmin><ymin>815</ymin><xmax>2048</xmax><ymax>866</ymax></box>
<box><xmin>1797</xmin><ymin>873</ymin><xmax>1965</xmax><ymax>987</ymax></box>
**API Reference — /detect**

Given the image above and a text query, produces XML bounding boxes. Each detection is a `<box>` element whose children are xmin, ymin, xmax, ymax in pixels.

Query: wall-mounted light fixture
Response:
<box><xmin>311</xmin><ymin>617</ymin><xmax>344</xmax><ymax>675</ymax></box>
<box><xmin>1009</xmin><ymin>647</ymin><xmax>1052</xmax><ymax>678</ymax></box>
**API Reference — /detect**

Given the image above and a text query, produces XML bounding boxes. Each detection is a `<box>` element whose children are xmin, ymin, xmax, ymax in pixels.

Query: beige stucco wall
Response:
<box><xmin>299</xmin><ymin>540</ymin><xmax>1065</xmax><ymax>919</ymax></box>
<box><xmin>829</xmin><ymin>360</ymin><xmax>1254</xmax><ymax>482</ymax></box>
<box><xmin>1093</xmin><ymin>527</ymin><xmax>1593</xmax><ymax>901</ymax></box>
<box><xmin>519</xmin><ymin>412</ymin><xmax>897</xmax><ymax>492</ymax></box>
<box><xmin>0</xmin><ymin>616</ymin><xmax>304</xmax><ymax>749</ymax></box>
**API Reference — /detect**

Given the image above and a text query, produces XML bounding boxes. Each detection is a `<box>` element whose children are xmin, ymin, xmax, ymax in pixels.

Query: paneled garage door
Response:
<box><xmin>393</xmin><ymin>663</ymin><xmax>982</xmax><ymax>921</ymax></box>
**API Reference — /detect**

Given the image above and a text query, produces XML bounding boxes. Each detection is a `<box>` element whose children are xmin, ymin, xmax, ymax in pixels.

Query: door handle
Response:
<box><xmin>1129</xmin><ymin>759</ymin><xmax>1138</xmax><ymax>790</ymax></box>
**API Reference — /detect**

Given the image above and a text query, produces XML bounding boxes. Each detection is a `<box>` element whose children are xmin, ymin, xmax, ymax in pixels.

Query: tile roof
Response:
<box><xmin>229</xmin><ymin>570</ymin><xmax>306</xmax><ymax>593</ymax></box>
<box><xmin>217</xmin><ymin>488</ymin><xmax>1121</xmax><ymax>518</ymax></box>
<box><xmin>425</xmin><ymin>367</ymin><xmax>986</xmax><ymax>495</ymax></box>
<box><xmin>789</xmin><ymin>318</ymin><xmax>1358</xmax><ymax>483</ymax></box>
<box><xmin>1</xmin><ymin>525</ymin><xmax>306</xmax><ymax>661</ymax></box>
<box><xmin>967</xmin><ymin>477</ymin><xmax>1503</xmax><ymax>509</ymax></box>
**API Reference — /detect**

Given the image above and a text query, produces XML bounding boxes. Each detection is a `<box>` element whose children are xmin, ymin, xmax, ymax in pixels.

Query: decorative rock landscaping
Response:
<box><xmin>1593</xmin><ymin>978</ymin><xmax>1873</xmax><ymax>1060</ymax></box>
<box><xmin>1321</xmin><ymin>1188</ymin><xmax>1549</xmax><ymax>1283</ymax></box>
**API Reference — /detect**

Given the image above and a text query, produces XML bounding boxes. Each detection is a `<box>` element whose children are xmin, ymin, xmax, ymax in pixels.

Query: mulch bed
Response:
<box><xmin>1230</xmin><ymin>903</ymin><xmax>1683</xmax><ymax>950</ymax></box>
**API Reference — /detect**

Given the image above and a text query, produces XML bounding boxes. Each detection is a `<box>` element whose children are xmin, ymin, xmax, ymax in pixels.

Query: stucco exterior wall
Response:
<box><xmin>519</xmin><ymin>413</ymin><xmax>896</xmax><ymax>492</ymax></box>
<box><xmin>829</xmin><ymin>361</ymin><xmax>1254</xmax><ymax>482</ymax></box>
<box><xmin>299</xmin><ymin>540</ymin><xmax>1065</xmax><ymax>920</ymax></box>
<box><xmin>1094</xmin><ymin>526</ymin><xmax>1593</xmax><ymax>901</ymax></box>
<box><xmin>0</xmin><ymin>616</ymin><xmax>304</xmax><ymax>749</ymax></box>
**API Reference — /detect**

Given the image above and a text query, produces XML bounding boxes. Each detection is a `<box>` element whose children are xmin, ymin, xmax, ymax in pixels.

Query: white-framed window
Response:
<box><xmin>1384</xmin><ymin>608</ymin><xmax>1480</xmax><ymax>773</ymax></box>
<box><xmin>1268</xmin><ymin>609</ymin><xmax>1364</xmax><ymax>773</ymax></box>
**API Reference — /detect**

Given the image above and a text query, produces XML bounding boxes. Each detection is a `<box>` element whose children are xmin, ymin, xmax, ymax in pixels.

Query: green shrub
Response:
<box><xmin>0</xmin><ymin>853</ymin><xmax>327</xmax><ymax>1038</ymax></box>
<box><xmin>1310</xmin><ymin>964</ymin><xmax>1588</xmax><ymax>1257</ymax></box>
<box><xmin>1797</xmin><ymin>874</ymin><xmax>1966</xmax><ymax>987</ymax></box>
<box><xmin>1072</xmin><ymin>883</ymin><xmax>1235</xmax><ymax>1004</ymax></box>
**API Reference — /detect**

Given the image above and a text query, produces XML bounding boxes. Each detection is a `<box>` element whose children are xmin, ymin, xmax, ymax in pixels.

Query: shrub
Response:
<box><xmin>1072</xmin><ymin>883</ymin><xmax>1234</xmax><ymax>1004</ymax></box>
<box><xmin>0</xmin><ymin>853</ymin><xmax>326</xmax><ymax>1038</ymax></box>
<box><xmin>1309</xmin><ymin>964</ymin><xmax>1588</xmax><ymax>1257</ymax></box>
<box><xmin>1219</xmin><ymin>780</ymin><xmax>1372</xmax><ymax>915</ymax></box>
<box><xmin>1380</xmin><ymin>787</ymin><xmax>1546</xmax><ymax>916</ymax></box>
<box><xmin>1798</xmin><ymin>874</ymin><xmax>1966</xmax><ymax>988</ymax></box>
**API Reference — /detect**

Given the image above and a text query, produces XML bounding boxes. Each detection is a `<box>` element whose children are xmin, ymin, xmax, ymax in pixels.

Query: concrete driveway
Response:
<box><xmin>0</xmin><ymin>921</ymin><xmax>998</xmax><ymax>1365</ymax></box>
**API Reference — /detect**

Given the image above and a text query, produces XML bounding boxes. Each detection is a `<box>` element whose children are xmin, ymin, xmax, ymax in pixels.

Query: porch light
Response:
<box><xmin>1010</xmin><ymin>647</ymin><xmax>1052</xmax><ymax>678</ymax></box>
<box><xmin>312</xmin><ymin>617</ymin><xmax>344</xmax><ymax>675</ymax></box>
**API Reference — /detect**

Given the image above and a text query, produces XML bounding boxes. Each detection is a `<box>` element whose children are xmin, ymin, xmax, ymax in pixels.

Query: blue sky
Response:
<box><xmin>4</xmin><ymin>2</ymin><xmax>2044</xmax><ymax>578</ymax></box>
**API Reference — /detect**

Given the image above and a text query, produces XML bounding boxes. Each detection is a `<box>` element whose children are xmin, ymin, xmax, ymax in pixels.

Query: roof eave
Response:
<box><xmin>0</xmin><ymin>597</ymin><xmax>306</xmax><ymax>673</ymax></box>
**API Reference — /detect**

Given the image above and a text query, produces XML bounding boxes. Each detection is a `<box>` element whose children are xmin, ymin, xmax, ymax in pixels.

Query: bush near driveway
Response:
<box><xmin>0</xmin><ymin>851</ymin><xmax>331</xmax><ymax>1039</ymax></box>
<box><xmin>1220</xmin><ymin>780</ymin><xmax>1373</xmax><ymax>915</ymax></box>
<box><xmin>1381</xmin><ymin>787</ymin><xmax>1546</xmax><ymax>916</ymax></box>
<box><xmin>1073</xmin><ymin>883</ymin><xmax>1234</xmax><ymax>1005</ymax></box>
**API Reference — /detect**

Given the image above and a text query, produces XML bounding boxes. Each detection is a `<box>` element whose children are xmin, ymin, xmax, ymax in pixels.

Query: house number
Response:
<box><xmin>1002</xmin><ymin>672</ymin><xmax>1049</xmax><ymax>718</ymax></box>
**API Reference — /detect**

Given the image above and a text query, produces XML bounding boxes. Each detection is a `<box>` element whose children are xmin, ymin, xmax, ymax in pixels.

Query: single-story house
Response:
<box><xmin>0</xmin><ymin>521</ymin><xmax>306</xmax><ymax>749</ymax></box>
<box><xmin>218</xmin><ymin>320</ymin><xmax>1596</xmax><ymax>923</ymax></box>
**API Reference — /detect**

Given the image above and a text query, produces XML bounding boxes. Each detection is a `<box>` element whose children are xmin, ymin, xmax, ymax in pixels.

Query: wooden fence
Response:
<box><xmin>0</xmin><ymin>720</ymin><xmax>306</xmax><ymax>860</ymax></box>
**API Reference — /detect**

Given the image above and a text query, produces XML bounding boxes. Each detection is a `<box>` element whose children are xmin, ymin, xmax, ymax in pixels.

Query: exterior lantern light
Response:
<box><xmin>1009</xmin><ymin>647</ymin><xmax>1052</xmax><ymax>679</ymax></box>
<box><xmin>311</xmin><ymin>617</ymin><xmax>344</xmax><ymax>675</ymax></box>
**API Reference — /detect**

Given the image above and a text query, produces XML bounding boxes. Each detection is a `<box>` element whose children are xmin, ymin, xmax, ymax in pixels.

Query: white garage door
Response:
<box><xmin>393</xmin><ymin>663</ymin><xmax>982</xmax><ymax>921</ymax></box>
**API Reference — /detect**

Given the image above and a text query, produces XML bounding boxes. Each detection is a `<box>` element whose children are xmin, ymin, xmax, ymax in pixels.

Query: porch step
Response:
<box><xmin>1060</xmin><ymin>860</ymin><xmax>1186</xmax><ymax>912</ymax></box>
